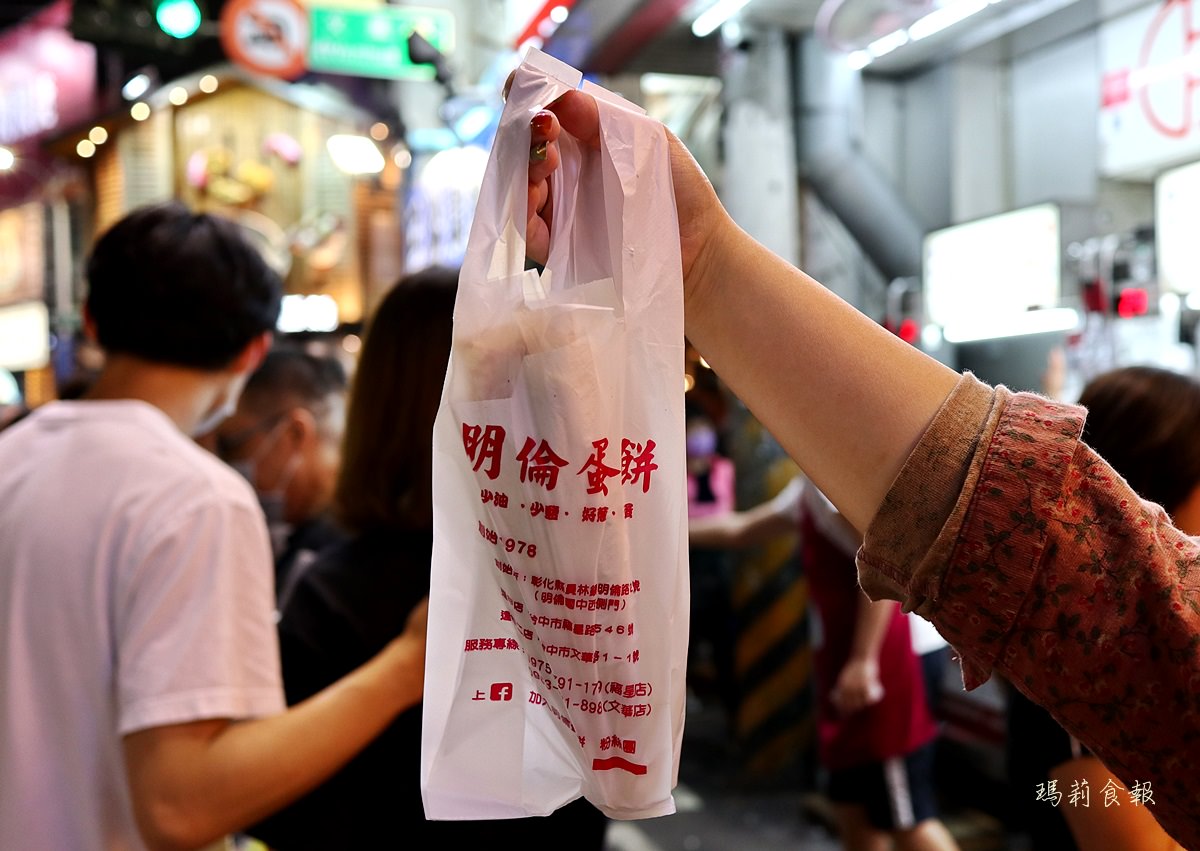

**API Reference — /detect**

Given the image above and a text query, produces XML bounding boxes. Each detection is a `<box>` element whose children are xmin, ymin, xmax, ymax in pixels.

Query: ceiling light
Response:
<box><xmin>122</xmin><ymin>73</ymin><xmax>151</xmax><ymax>100</ymax></box>
<box><xmin>908</xmin><ymin>0</ymin><xmax>990</xmax><ymax>41</ymax></box>
<box><xmin>867</xmin><ymin>29</ymin><xmax>909</xmax><ymax>57</ymax></box>
<box><xmin>848</xmin><ymin>50</ymin><xmax>872</xmax><ymax>70</ymax></box>
<box><xmin>76</xmin><ymin>139</ymin><xmax>96</xmax><ymax>158</ymax></box>
<box><xmin>692</xmin><ymin>0</ymin><xmax>752</xmax><ymax>38</ymax></box>
<box><xmin>88</xmin><ymin>126</ymin><xmax>108</xmax><ymax>145</ymax></box>
<box><xmin>131</xmin><ymin>102</ymin><xmax>151</xmax><ymax>121</ymax></box>
<box><xmin>168</xmin><ymin>86</ymin><xmax>188</xmax><ymax>106</ymax></box>
<box><xmin>0</xmin><ymin>147</ymin><xmax>13</xmax><ymax>171</ymax></box>
<box><xmin>198</xmin><ymin>74</ymin><xmax>219</xmax><ymax>93</ymax></box>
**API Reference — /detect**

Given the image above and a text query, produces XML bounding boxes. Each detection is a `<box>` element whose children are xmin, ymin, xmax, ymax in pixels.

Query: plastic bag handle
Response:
<box><xmin>578</xmin><ymin>85</ymin><xmax>681</xmax><ymax>339</ymax></box>
<box><xmin>539</xmin><ymin>82</ymin><xmax>653</xmax><ymax>298</ymax></box>
<box><xmin>475</xmin><ymin>49</ymin><xmax>581</xmax><ymax>282</ymax></box>
<box><xmin>465</xmin><ymin>49</ymin><xmax>681</xmax><ymax>344</ymax></box>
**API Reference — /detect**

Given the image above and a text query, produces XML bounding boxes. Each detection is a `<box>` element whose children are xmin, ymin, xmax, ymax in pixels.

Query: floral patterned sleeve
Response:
<box><xmin>858</xmin><ymin>372</ymin><xmax>1200</xmax><ymax>850</ymax></box>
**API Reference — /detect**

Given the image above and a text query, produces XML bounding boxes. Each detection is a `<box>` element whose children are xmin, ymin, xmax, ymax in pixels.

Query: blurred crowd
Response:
<box><xmin>3</xmin><ymin>137</ymin><xmax>1198</xmax><ymax>850</ymax></box>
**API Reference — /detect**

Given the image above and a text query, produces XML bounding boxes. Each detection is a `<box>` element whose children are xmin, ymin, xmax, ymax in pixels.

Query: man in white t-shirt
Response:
<box><xmin>0</xmin><ymin>203</ymin><xmax>426</xmax><ymax>851</ymax></box>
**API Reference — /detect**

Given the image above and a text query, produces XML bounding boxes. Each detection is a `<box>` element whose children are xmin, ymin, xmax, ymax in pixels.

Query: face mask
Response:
<box><xmin>686</xmin><ymin>428</ymin><xmax>718</xmax><ymax>459</ymax></box>
<box><xmin>192</xmin><ymin>375</ymin><xmax>248</xmax><ymax>438</ymax></box>
<box><xmin>261</xmin><ymin>496</ymin><xmax>294</xmax><ymax>556</ymax></box>
<box><xmin>231</xmin><ymin>422</ymin><xmax>302</xmax><ymax>557</ymax></box>
<box><xmin>192</xmin><ymin>392</ymin><xmax>239</xmax><ymax>438</ymax></box>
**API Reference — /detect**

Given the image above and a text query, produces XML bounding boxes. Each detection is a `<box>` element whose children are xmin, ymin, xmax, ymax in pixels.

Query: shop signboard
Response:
<box><xmin>923</xmin><ymin>203</ymin><xmax>1062</xmax><ymax>337</ymax></box>
<box><xmin>0</xmin><ymin>205</ymin><xmax>45</xmax><ymax>309</ymax></box>
<box><xmin>0</xmin><ymin>0</ymin><xmax>96</xmax><ymax>146</ymax></box>
<box><xmin>405</xmin><ymin>145</ymin><xmax>488</xmax><ymax>270</ymax></box>
<box><xmin>1099</xmin><ymin>0</ymin><xmax>1200</xmax><ymax>177</ymax></box>
<box><xmin>1156</xmin><ymin>159</ymin><xmax>1200</xmax><ymax>292</ymax></box>
<box><xmin>308</xmin><ymin>4</ymin><xmax>454</xmax><ymax>80</ymax></box>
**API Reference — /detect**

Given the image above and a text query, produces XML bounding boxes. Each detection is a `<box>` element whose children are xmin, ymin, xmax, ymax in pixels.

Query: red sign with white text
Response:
<box><xmin>1100</xmin><ymin>0</ymin><xmax>1200</xmax><ymax>176</ymax></box>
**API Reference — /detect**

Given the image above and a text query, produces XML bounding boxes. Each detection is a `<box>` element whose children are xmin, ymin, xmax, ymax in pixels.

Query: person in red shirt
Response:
<box><xmin>692</xmin><ymin>477</ymin><xmax>958</xmax><ymax>850</ymax></box>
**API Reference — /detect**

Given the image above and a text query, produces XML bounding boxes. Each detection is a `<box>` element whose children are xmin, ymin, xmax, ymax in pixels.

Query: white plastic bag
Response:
<box><xmin>420</xmin><ymin>48</ymin><xmax>689</xmax><ymax>821</ymax></box>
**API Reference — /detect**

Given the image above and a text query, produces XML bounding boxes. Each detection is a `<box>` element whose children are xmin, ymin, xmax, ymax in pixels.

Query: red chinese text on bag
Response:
<box><xmin>420</xmin><ymin>49</ymin><xmax>690</xmax><ymax>821</ymax></box>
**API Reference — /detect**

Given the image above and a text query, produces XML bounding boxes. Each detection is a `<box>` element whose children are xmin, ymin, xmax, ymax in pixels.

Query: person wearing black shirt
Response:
<box><xmin>247</xmin><ymin>268</ymin><xmax>608</xmax><ymax>849</ymax></box>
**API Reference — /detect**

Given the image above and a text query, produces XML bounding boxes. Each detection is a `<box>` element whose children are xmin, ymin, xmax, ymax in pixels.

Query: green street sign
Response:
<box><xmin>308</xmin><ymin>4</ymin><xmax>455</xmax><ymax>80</ymax></box>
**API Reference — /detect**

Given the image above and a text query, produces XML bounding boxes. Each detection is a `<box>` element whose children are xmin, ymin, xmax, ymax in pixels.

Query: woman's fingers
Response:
<box><xmin>547</xmin><ymin>90</ymin><xmax>601</xmax><ymax>150</ymax></box>
<box><xmin>514</xmin><ymin>85</ymin><xmax>601</xmax><ymax>265</ymax></box>
<box><xmin>526</xmin><ymin>180</ymin><xmax>552</xmax><ymax>265</ymax></box>
<box><xmin>528</xmin><ymin>110</ymin><xmax>561</xmax><ymax>189</ymax></box>
<box><xmin>526</xmin><ymin>108</ymin><xmax>559</xmax><ymax>264</ymax></box>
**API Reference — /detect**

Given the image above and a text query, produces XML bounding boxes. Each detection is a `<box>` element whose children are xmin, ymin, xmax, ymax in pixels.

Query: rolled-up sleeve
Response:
<box><xmin>857</xmin><ymin>372</ymin><xmax>1200</xmax><ymax>851</ymax></box>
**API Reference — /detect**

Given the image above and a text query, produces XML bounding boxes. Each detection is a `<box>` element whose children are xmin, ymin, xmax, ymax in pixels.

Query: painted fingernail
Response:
<box><xmin>530</xmin><ymin>141</ymin><xmax>548</xmax><ymax>162</ymax></box>
<box><xmin>531</xmin><ymin>110</ymin><xmax>553</xmax><ymax>135</ymax></box>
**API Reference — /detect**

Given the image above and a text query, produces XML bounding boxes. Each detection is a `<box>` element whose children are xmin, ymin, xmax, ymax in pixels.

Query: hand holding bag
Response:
<box><xmin>420</xmin><ymin>48</ymin><xmax>690</xmax><ymax>822</ymax></box>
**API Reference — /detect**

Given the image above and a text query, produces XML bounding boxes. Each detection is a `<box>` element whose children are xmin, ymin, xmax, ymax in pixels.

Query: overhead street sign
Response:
<box><xmin>220</xmin><ymin>0</ymin><xmax>309</xmax><ymax>80</ymax></box>
<box><xmin>308</xmin><ymin>5</ymin><xmax>455</xmax><ymax>80</ymax></box>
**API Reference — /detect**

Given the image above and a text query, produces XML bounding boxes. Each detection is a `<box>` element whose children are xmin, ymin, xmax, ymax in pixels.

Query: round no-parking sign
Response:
<box><xmin>219</xmin><ymin>0</ymin><xmax>309</xmax><ymax>80</ymax></box>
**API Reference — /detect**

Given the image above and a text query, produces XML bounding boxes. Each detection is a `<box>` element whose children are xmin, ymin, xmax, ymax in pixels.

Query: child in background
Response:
<box><xmin>691</xmin><ymin>476</ymin><xmax>960</xmax><ymax>851</ymax></box>
<box><xmin>685</xmin><ymin>401</ymin><xmax>740</xmax><ymax>720</ymax></box>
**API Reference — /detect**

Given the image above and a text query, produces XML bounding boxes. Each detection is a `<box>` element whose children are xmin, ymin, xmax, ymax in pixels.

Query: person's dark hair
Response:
<box><xmin>241</xmin><ymin>347</ymin><xmax>347</xmax><ymax>413</ymax></box>
<box><xmin>85</xmin><ymin>201</ymin><xmax>282</xmax><ymax>369</ymax></box>
<box><xmin>335</xmin><ymin>266</ymin><xmax>458</xmax><ymax>532</ymax></box>
<box><xmin>1078</xmin><ymin>365</ymin><xmax>1200</xmax><ymax>515</ymax></box>
<box><xmin>233</xmin><ymin>347</ymin><xmax>348</xmax><ymax>447</ymax></box>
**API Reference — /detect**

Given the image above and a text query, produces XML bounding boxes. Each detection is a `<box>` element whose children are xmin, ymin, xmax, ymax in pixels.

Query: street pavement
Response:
<box><xmin>604</xmin><ymin>694</ymin><xmax>840</xmax><ymax>851</ymax></box>
<box><xmin>604</xmin><ymin>693</ymin><xmax>1017</xmax><ymax>851</ymax></box>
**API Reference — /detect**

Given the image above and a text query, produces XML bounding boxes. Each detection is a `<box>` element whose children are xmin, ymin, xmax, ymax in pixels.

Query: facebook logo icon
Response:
<box><xmin>490</xmin><ymin>682</ymin><xmax>514</xmax><ymax>701</ymax></box>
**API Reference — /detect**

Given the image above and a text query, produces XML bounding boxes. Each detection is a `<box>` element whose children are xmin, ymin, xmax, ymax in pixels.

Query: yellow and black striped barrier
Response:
<box><xmin>726</xmin><ymin>416</ymin><xmax>817</xmax><ymax>786</ymax></box>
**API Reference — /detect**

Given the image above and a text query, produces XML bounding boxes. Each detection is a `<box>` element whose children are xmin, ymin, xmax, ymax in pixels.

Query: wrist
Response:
<box><xmin>683</xmin><ymin>211</ymin><xmax>740</xmax><ymax>335</ymax></box>
<box><xmin>375</xmin><ymin>633</ymin><xmax>426</xmax><ymax>713</ymax></box>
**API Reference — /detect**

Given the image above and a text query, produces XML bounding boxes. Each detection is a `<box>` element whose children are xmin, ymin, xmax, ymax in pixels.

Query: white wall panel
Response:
<box><xmin>1011</xmin><ymin>31</ymin><xmax>1100</xmax><ymax>206</ymax></box>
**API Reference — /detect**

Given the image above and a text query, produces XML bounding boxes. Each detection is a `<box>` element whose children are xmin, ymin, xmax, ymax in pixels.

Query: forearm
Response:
<box><xmin>684</xmin><ymin>219</ymin><xmax>959</xmax><ymax>533</ymax></box>
<box><xmin>849</xmin><ymin>595</ymin><xmax>894</xmax><ymax>662</ymax></box>
<box><xmin>127</xmin><ymin>637</ymin><xmax>423</xmax><ymax>850</ymax></box>
<box><xmin>688</xmin><ymin>512</ymin><xmax>751</xmax><ymax>549</ymax></box>
<box><xmin>831</xmin><ymin>593</ymin><xmax>894</xmax><ymax>712</ymax></box>
<box><xmin>688</xmin><ymin>476</ymin><xmax>800</xmax><ymax>549</ymax></box>
<box><xmin>205</xmin><ymin>647</ymin><xmax>419</xmax><ymax>824</ymax></box>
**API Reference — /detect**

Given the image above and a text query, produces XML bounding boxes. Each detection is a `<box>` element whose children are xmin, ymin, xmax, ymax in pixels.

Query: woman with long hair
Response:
<box><xmin>247</xmin><ymin>267</ymin><xmax>608</xmax><ymax>848</ymax></box>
